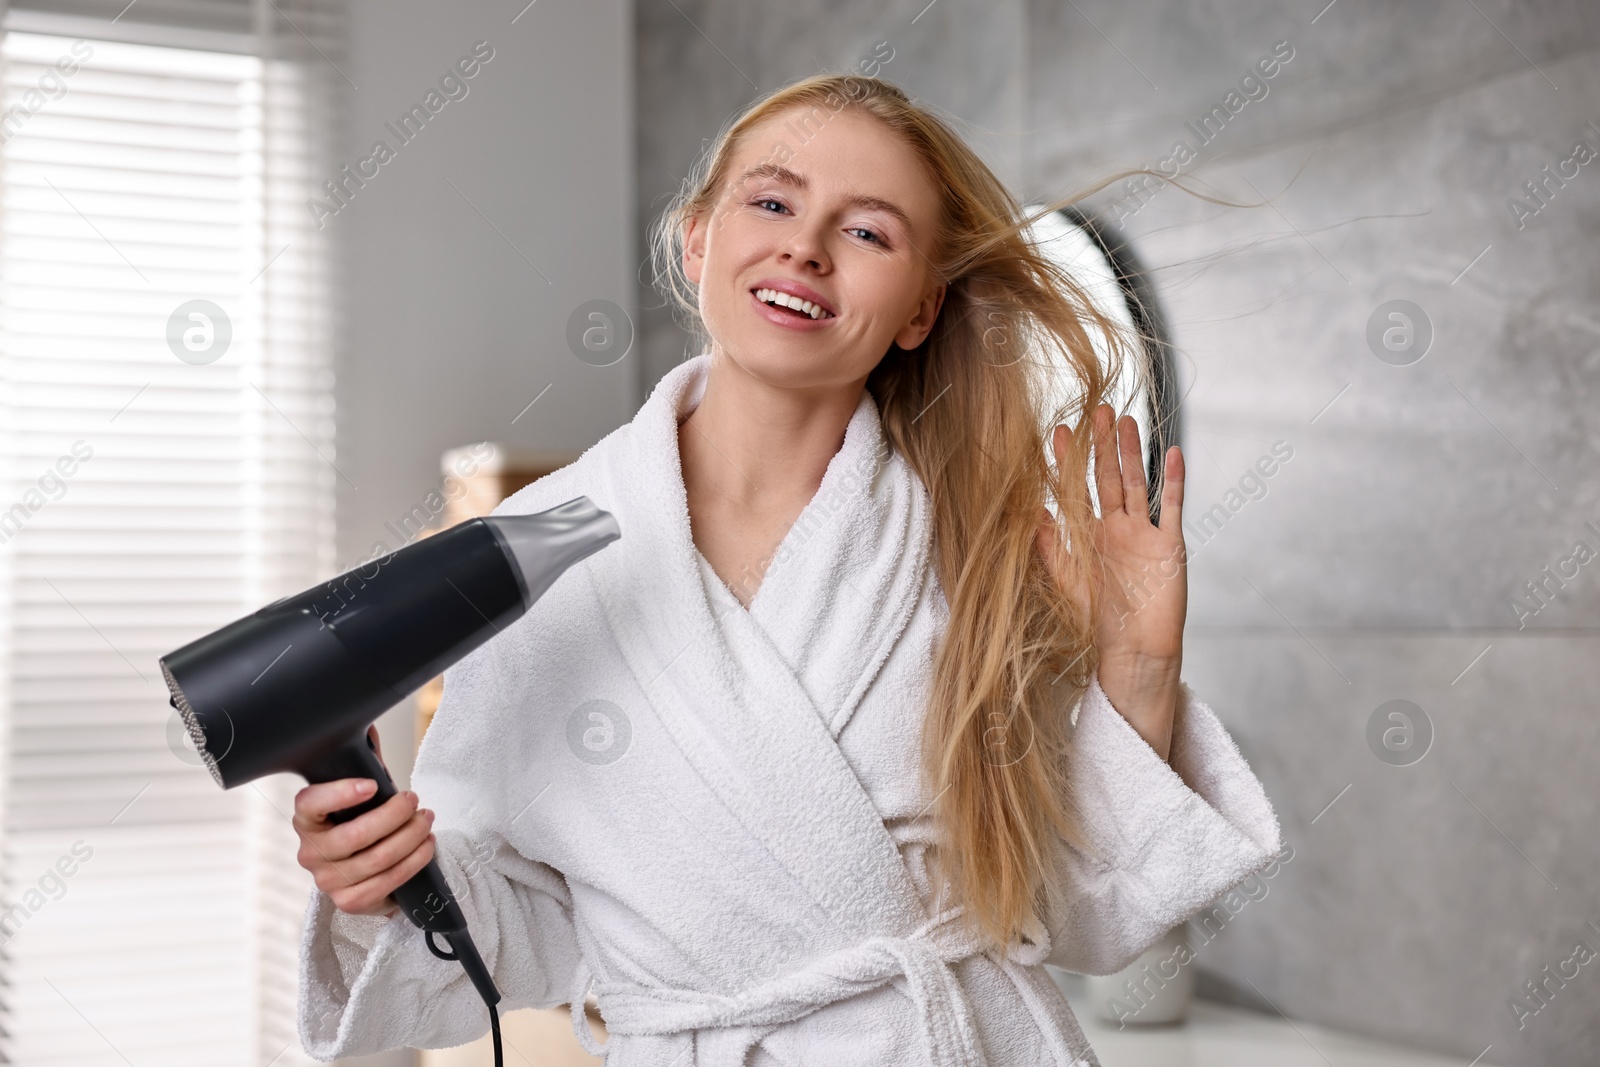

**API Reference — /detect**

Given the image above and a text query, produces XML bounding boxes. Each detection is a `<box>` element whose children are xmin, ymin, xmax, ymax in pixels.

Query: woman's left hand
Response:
<box><xmin>1035</xmin><ymin>404</ymin><xmax>1187</xmax><ymax>760</ymax></box>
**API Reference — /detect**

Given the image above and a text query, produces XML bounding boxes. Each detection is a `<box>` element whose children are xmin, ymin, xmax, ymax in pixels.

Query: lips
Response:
<box><xmin>748</xmin><ymin>279</ymin><xmax>837</xmax><ymax>320</ymax></box>
<box><xmin>748</xmin><ymin>288</ymin><xmax>836</xmax><ymax>330</ymax></box>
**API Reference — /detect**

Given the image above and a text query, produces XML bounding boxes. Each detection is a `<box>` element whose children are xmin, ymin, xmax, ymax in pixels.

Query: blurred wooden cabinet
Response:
<box><xmin>412</xmin><ymin>443</ymin><xmax>581</xmax><ymax>746</ymax></box>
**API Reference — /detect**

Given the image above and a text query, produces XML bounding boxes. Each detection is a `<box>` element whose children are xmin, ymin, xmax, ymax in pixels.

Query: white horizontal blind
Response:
<box><xmin>0</xmin><ymin>5</ymin><xmax>342</xmax><ymax>1063</ymax></box>
<box><xmin>252</xmin><ymin>6</ymin><xmax>345</xmax><ymax>1061</ymax></box>
<box><xmin>9</xmin><ymin>1</ymin><xmax>254</xmax><ymax>34</ymax></box>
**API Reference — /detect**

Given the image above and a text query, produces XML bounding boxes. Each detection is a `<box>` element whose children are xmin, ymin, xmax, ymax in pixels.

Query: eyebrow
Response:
<box><xmin>734</xmin><ymin>162</ymin><xmax>914</xmax><ymax>233</ymax></box>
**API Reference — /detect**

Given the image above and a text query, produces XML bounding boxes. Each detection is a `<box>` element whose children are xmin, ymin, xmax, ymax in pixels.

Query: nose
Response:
<box><xmin>779</xmin><ymin>218</ymin><xmax>830</xmax><ymax>272</ymax></box>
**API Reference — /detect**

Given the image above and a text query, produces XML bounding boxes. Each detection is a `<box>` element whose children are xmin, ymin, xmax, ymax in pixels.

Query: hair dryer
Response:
<box><xmin>158</xmin><ymin>496</ymin><xmax>620</xmax><ymax>1066</ymax></box>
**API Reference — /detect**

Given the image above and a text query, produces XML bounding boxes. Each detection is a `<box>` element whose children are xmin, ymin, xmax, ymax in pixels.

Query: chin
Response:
<box><xmin>701</xmin><ymin>292</ymin><xmax>879</xmax><ymax>391</ymax></box>
<box><xmin>718</xmin><ymin>334</ymin><xmax>859</xmax><ymax>391</ymax></box>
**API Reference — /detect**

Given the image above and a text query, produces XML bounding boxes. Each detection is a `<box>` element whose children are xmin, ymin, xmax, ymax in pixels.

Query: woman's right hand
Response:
<box><xmin>292</xmin><ymin>724</ymin><xmax>437</xmax><ymax>918</ymax></box>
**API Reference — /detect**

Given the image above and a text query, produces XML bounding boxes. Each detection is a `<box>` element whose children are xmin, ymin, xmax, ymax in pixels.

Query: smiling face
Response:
<box><xmin>682</xmin><ymin>104</ymin><xmax>948</xmax><ymax>391</ymax></box>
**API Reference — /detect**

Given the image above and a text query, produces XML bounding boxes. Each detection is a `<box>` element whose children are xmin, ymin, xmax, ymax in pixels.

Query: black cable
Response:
<box><xmin>424</xmin><ymin>930</ymin><xmax>505</xmax><ymax>1067</ymax></box>
<box><xmin>426</xmin><ymin>930</ymin><xmax>458</xmax><ymax>960</ymax></box>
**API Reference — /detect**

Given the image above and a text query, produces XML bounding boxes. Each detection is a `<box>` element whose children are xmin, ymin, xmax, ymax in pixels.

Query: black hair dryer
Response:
<box><xmin>158</xmin><ymin>496</ymin><xmax>620</xmax><ymax>1064</ymax></box>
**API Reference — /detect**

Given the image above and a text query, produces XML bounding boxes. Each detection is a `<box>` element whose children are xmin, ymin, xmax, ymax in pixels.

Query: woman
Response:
<box><xmin>292</xmin><ymin>73</ymin><xmax>1282</xmax><ymax>1067</ymax></box>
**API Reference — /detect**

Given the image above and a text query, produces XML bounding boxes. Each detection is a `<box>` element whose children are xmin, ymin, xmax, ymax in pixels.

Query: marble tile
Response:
<box><xmin>1175</xmin><ymin>631</ymin><xmax>1600</xmax><ymax>1066</ymax></box>
<box><xmin>1071</xmin><ymin>44</ymin><xmax>1600</xmax><ymax>627</ymax></box>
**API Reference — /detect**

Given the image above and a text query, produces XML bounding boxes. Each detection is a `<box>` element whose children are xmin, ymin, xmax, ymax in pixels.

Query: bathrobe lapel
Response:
<box><xmin>585</xmin><ymin>353</ymin><xmax>933</xmax><ymax>945</ymax></box>
<box><xmin>737</xmin><ymin>394</ymin><xmax>928</xmax><ymax>743</ymax></box>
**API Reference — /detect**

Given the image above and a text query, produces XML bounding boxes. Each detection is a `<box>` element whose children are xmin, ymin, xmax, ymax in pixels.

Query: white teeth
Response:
<box><xmin>755</xmin><ymin>288</ymin><xmax>831</xmax><ymax>320</ymax></box>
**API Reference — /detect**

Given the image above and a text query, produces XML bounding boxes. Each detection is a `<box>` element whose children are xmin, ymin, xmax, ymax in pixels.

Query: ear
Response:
<box><xmin>682</xmin><ymin>211</ymin><xmax>707</xmax><ymax>285</ymax></box>
<box><xmin>893</xmin><ymin>278</ymin><xmax>946</xmax><ymax>350</ymax></box>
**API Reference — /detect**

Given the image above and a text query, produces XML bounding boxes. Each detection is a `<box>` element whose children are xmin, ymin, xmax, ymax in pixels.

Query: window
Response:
<box><xmin>0</xmin><ymin>5</ymin><xmax>342</xmax><ymax>1064</ymax></box>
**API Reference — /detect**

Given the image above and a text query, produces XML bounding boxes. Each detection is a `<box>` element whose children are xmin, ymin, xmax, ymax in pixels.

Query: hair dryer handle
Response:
<box><xmin>303</xmin><ymin>731</ymin><xmax>470</xmax><ymax>937</ymax></box>
<box><xmin>302</xmin><ymin>731</ymin><xmax>504</xmax><ymax>1012</ymax></box>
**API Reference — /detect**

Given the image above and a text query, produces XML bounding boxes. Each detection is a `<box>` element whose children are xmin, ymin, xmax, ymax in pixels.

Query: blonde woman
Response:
<box><xmin>293</xmin><ymin>73</ymin><xmax>1282</xmax><ymax>1067</ymax></box>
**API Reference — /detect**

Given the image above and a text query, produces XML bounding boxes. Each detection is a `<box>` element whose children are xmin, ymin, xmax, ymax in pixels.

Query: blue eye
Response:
<box><xmin>754</xmin><ymin>198</ymin><xmax>787</xmax><ymax>213</ymax></box>
<box><xmin>848</xmin><ymin>227</ymin><xmax>883</xmax><ymax>245</ymax></box>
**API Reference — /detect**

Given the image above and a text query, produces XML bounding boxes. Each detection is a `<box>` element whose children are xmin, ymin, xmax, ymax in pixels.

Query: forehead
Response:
<box><xmin>727</xmin><ymin>104</ymin><xmax>943</xmax><ymax>234</ymax></box>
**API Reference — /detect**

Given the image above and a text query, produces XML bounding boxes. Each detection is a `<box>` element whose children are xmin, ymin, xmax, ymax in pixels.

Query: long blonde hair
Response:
<box><xmin>649</xmin><ymin>72</ymin><xmax>1173</xmax><ymax>951</ymax></box>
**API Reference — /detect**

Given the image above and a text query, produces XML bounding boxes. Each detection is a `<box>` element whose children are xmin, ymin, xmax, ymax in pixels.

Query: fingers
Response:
<box><xmin>293</xmin><ymin>777</ymin><xmax>378</xmax><ymax>832</ymax></box>
<box><xmin>328</xmin><ymin>835</ymin><xmax>438</xmax><ymax>918</ymax></box>
<box><xmin>1050</xmin><ymin>422</ymin><xmax>1096</xmax><ymax>529</ymax></box>
<box><xmin>1091</xmin><ymin>404</ymin><xmax>1119</xmax><ymax>515</ymax></box>
<box><xmin>1089</xmin><ymin>404</ymin><xmax>1154</xmax><ymax>520</ymax></box>
<box><xmin>1090</xmin><ymin>404</ymin><xmax>1123</xmax><ymax>516</ymax></box>
<box><xmin>1116</xmin><ymin>413</ymin><xmax>1148</xmax><ymax>516</ymax></box>
<box><xmin>319</xmin><ymin>790</ymin><xmax>427</xmax><ymax>863</ymax></box>
<box><xmin>293</xmin><ymin>785</ymin><xmax>438</xmax><ymax>915</ymax></box>
<box><xmin>314</xmin><ymin>803</ymin><xmax>436</xmax><ymax>891</ymax></box>
<box><xmin>290</xmin><ymin>727</ymin><xmax>437</xmax><ymax>918</ymax></box>
<box><xmin>1157</xmin><ymin>445</ymin><xmax>1186</xmax><ymax>536</ymax></box>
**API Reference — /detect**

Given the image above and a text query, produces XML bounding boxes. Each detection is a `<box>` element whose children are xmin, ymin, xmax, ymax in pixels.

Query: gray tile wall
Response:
<box><xmin>634</xmin><ymin>2</ymin><xmax>1600</xmax><ymax>1064</ymax></box>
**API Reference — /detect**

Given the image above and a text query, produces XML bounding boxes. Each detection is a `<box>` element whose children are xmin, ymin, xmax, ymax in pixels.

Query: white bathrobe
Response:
<box><xmin>296</xmin><ymin>353</ymin><xmax>1283</xmax><ymax>1066</ymax></box>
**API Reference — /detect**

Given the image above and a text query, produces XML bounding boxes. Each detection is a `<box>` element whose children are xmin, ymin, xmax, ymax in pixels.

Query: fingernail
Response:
<box><xmin>356</xmin><ymin>780</ymin><xmax>376</xmax><ymax>795</ymax></box>
<box><xmin>424</xmin><ymin>809</ymin><xmax>435</xmax><ymax>822</ymax></box>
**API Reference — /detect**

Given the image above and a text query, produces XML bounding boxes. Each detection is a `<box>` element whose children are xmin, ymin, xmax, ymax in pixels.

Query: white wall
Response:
<box><xmin>331</xmin><ymin>0</ymin><xmax>635</xmax><ymax>855</ymax></box>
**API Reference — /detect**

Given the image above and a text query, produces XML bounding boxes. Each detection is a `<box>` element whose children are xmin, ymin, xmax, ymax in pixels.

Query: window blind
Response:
<box><xmin>10</xmin><ymin>0</ymin><xmax>255</xmax><ymax>38</ymax></box>
<box><xmin>0</xmin><ymin>2</ymin><xmax>343</xmax><ymax>1063</ymax></box>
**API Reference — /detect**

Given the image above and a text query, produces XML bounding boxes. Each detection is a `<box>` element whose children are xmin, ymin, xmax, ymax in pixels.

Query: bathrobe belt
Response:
<box><xmin>566</xmin><ymin>905</ymin><xmax>1090</xmax><ymax>1066</ymax></box>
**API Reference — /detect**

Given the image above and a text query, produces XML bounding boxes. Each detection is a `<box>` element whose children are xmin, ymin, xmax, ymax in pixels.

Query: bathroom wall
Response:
<box><xmin>633</xmin><ymin>2</ymin><xmax>1600</xmax><ymax>1063</ymax></box>
<box><xmin>332</xmin><ymin>0</ymin><xmax>635</xmax><ymax>815</ymax></box>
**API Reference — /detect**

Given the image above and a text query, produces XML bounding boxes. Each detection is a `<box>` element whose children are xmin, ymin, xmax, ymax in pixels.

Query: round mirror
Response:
<box><xmin>1023</xmin><ymin>205</ymin><xmax>1180</xmax><ymax>525</ymax></box>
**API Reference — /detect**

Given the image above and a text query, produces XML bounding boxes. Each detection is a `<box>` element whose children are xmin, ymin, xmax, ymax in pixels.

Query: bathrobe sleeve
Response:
<box><xmin>296</xmin><ymin>635</ymin><xmax>585</xmax><ymax>1059</ymax></box>
<box><xmin>1042</xmin><ymin>669</ymin><xmax>1283</xmax><ymax>976</ymax></box>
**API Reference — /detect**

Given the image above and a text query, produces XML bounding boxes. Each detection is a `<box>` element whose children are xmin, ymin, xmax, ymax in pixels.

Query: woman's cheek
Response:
<box><xmin>697</xmin><ymin>276</ymin><xmax>743</xmax><ymax>348</ymax></box>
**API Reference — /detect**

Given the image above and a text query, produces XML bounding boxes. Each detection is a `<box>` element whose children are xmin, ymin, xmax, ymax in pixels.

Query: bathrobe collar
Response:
<box><xmin>584</xmin><ymin>351</ymin><xmax>936</xmax><ymax>943</ymax></box>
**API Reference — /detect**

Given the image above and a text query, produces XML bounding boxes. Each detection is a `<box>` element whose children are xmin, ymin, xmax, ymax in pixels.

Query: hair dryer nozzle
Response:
<box><xmin>483</xmin><ymin>495</ymin><xmax>620</xmax><ymax>606</ymax></box>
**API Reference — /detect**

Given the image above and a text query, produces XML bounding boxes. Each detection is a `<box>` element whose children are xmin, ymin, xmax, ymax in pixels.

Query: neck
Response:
<box><xmin>675</xmin><ymin>348</ymin><xmax>870</xmax><ymax>566</ymax></box>
<box><xmin>678</xmin><ymin>349</ymin><xmax>866</xmax><ymax>513</ymax></box>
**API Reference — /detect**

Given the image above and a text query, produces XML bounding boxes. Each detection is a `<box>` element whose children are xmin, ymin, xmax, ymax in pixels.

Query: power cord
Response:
<box><xmin>427</xmin><ymin>929</ymin><xmax>504</xmax><ymax>1067</ymax></box>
